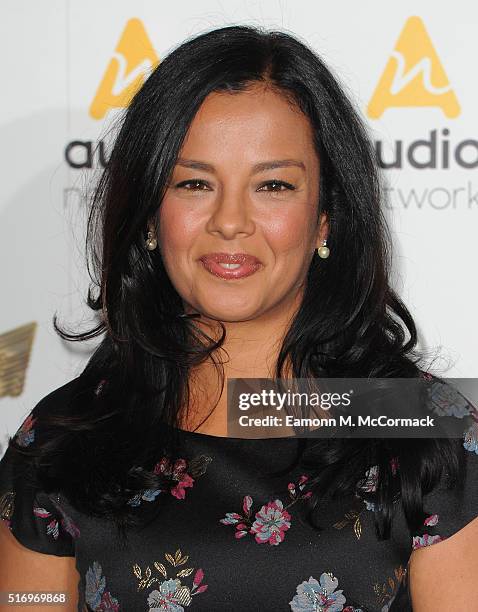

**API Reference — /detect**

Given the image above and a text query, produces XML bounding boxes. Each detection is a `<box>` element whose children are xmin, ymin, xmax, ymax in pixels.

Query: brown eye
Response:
<box><xmin>258</xmin><ymin>180</ymin><xmax>295</xmax><ymax>192</ymax></box>
<box><xmin>176</xmin><ymin>179</ymin><xmax>210</xmax><ymax>190</ymax></box>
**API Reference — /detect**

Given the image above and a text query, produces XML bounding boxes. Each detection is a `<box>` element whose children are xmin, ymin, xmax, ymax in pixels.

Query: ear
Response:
<box><xmin>315</xmin><ymin>212</ymin><xmax>329</xmax><ymax>249</ymax></box>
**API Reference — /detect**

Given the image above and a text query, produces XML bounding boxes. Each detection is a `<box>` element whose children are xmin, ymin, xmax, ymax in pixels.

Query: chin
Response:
<box><xmin>195</xmin><ymin>303</ymin><xmax>262</xmax><ymax>323</ymax></box>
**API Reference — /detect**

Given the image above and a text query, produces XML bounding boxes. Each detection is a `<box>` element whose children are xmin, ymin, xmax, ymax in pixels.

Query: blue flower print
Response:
<box><xmin>250</xmin><ymin>499</ymin><xmax>292</xmax><ymax>545</ymax></box>
<box><xmin>133</xmin><ymin>548</ymin><xmax>208</xmax><ymax>610</ymax></box>
<box><xmin>220</xmin><ymin>475</ymin><xmax>311</xmax><ymax>545</ymax></box>
<box><xmin>412</xmin><ymin>533</ymin><xmax>443</xmax><ymax>549</ymax></box>
<box><xmin>127</xmin><ymin>488</ymin><xmax>163</xmax><ymax>507</ymax></box>
<box><xmin>356</xmin><ymin>465</ymin><xmax>378</xmax><ymax>494</ymax></box>
<box><xmin>126</xmin><ymin>455</ymin><xmax>203</xmax><ymax>507</ymax></box>
<box><xmin>85</xmin><ymin>560</ymin><xmax>120</xmax><ymax>611</ymax></box>
<box><xmin>354</xmin><ymin>459</ymin><xmax>398</xmax><ymax>513</ymax></box>
<box><xmin>381</xmin><ymin>598</ymin><xmax>396</xmax><ymax>612</ymax></box>
<box><xmin>14</xmin><ymin>413</ymin><xmax>36</xmax><ymax>447</ymax></box>
<box><xmin>409</xmin><ymin>513</ymin><xmax>444</xmax><ymax>550</ymax></box>
<box><xmin>463</xmin><ymin>421</ymin><xmax>478</xmax><ymax>454</ymax></box>
<box><xmin>355</xmin><ymin>465</ymin><xmax>383</xmax><ymax>512</ymax></box>
<box><xmin>147</xmin><ymin>579</ymin><xmax>185</xmax><ymax>611</ymax></box>
<box><xmin>429</xmin><ymin>381</ymin><xmax>473</xmax><ymax>418</ymax></box>
<box><xmin>289</xmin><ymin>572</ymin><xmax>347</xmax><ymax>611</ymax></box>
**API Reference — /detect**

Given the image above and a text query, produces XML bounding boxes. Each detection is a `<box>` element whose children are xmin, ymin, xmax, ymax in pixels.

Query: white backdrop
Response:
<box><xmin>1</xmin><ymin>0</ymin><xmax>477</xmax><ymax>446</ymax></box>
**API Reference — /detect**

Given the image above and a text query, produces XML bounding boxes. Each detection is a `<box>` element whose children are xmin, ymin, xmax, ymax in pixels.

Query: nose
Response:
<box><xmin>205</xmin><ymin>186</ymin><xmax>255</xmax><ymax>240</ymax></box>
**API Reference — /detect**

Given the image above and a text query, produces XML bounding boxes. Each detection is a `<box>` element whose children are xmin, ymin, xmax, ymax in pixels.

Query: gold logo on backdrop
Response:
<box><xmin>89</xmin><ymin>18</ymin><xmax>159</xmax><ymax>120</ymax></box>
<box><xmin>367</xmin><ymin>16</ymin><xmax>460</xmax><ymax>119</ymax></box>
<box><xmin>0</xmin><ymin>322</ymin><xmax>37</xmax><ymax>398</ymax></box>
<box><xmin>0</xmin><ymin>491</ymin><xmax>15</xmax><ymax>520</ymax></box>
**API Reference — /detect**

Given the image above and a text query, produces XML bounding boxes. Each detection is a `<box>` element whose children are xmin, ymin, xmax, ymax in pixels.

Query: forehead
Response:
<box><xmin>180</xmin><ymin>84</ymin><xmax>318</xmax><ymax>165</ymax></box>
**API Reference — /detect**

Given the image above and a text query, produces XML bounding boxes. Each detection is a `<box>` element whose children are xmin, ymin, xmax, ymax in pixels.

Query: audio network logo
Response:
<box><xmin>65</xmin><ymin>18</ymin><xmax>158</xmax><ymax>168</ymax></box>
<box><xmin>0</xmin><ymin>322</ymin><xmax>37</xmax><ymax>398</ymax></box>
<box><xmin>89</xmin><ymin>18</ymin><xmax>158</xmax><ymax>120</ymax></box>
<box><xmin>66</xmin><ymin>15</ymin><xmax>478</xmax><ymax>186</ymax></box>
<box><xmin>367</xmin><ymin>16</ymin><xmax>460</xmax><ymax>119</ymax></box>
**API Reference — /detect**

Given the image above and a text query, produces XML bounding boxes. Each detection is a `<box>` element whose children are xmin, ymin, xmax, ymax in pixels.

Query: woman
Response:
<box><xmin>1</xmin><ymin>24</ymin><xmax>477</xmax><ymax>611</ymax></box>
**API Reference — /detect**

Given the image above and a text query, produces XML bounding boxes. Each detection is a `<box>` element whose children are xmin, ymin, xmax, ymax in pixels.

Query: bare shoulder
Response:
<box><xmin>408</xmin><ymin>513</ymin><xmax>478</xmax><ymax>611</ymax></box>
<box><xmin>0</xmin><ymin>520</ymin><xmax>79</xmax><ymax>610</ymax></box>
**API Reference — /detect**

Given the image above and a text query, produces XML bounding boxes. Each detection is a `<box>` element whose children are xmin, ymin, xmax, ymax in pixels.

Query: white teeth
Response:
<box><xmin>218</xmin><ymin>263</ymin><xmax>242</xmax><ymax>269</ymax></box>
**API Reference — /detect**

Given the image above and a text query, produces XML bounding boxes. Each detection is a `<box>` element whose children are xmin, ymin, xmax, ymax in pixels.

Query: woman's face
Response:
<box><xmin>156</xmin><ymin>83</ymin><xmax>328</xmax><ymax>323</ymax></box>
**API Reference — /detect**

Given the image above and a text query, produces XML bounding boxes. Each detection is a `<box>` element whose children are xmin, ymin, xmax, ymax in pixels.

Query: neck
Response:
<box><xmin>179</xmin><ymin>295</ymin><xmax>301</xmax><ymax>434</ymax></box>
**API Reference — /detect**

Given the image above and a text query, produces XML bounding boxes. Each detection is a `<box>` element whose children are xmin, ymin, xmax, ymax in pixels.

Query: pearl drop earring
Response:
<box><xmin>145</xmin><ymin>230</ymin><xmax>158</xmax><ymax>251</ymax></box>
<box><xmin>317</xmin><ymin>239</ymin><xmax>330</xmax><ymax>259</ymax></box>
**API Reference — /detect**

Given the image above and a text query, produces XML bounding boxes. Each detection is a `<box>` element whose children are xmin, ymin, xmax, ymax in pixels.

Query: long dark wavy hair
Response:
<box><xmin>6</xmin><ymin>24</ymin><xmax>464</xmax><ymax>543</ymax></box>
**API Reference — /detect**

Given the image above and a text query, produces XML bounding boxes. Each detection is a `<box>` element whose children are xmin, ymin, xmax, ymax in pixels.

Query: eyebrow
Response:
<box><xmin>176</xmin><ymin>158</ymin><xmax>306</xmax><ymax>174</ymax></box>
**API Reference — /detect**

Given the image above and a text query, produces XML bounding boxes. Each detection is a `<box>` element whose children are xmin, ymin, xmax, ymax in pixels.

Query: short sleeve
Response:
<box><xmin>0</xmin><ymin>401</ymin><xmax>77</xmax><ymax>557</ymax></box>
<box><xmin>410</xmin><ymin>399</ymin><xmax>478</xmax><ymax>552</ymax></box>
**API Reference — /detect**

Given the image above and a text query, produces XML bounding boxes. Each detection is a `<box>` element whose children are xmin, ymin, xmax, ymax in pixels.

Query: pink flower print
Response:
<box><xmin>289</xmin><ymin>475</ymin><xmax>312</xmax><ymax>499</ymax></box>
<box><xmin>250</xmin><ymin>499</ymin><xmax>291</xmax><ymax>545</ymax></box>
<box><xmin>412</xmin><ymin>533</ymin><xmax>444</xmax><ymax>549</ymax></box>
<box><xmin>243</xmin><ymin>495</ymin><xmax>253</xmax><ymax>514</ymax></box>
<box><xmin>98</xmin><ymin>591</ymin><xmax>120</xmax><ymax>611</ymax></box>
<box><xmin>390</xmin><ymin>456</ymin><xmax>399</xmax><ymax>476</ymax></box>
<box><xmin>234</xmin><ymin>524</ymin><xmax>249</xmax><ymax>539</ymax></box>
<box><xmin>33</xmin><ymin>501</ymin><xmax>80</xmax><ymax>541</ymax></box>
<box><xmin>171</xmin><ymin>473</ymin><xmax>194</xmax><ymax>500</ymax></box>
<box><xmin>15</xmin><ymin>414</ymin><xmax>36</xmax><ymax>447</ymax></box>
<box><xmin>411</xmin><ymin>513</ymin><xmax>442</xmax><ymax>551</ymax></box>
<box><xmin>33</xmin><ymin>507</ymin><xmax>60</xmax><ymax>539</ymax></box>
<box><xmin>127</xmin><ymin>456</ymin><xmax>197</xmax><ymax>506</ymax></box>
<box><xmin>220</xmin><ymin>506</ymin><xmax>250</xmax><ymax>539</ymax></box>
<box><xmin>355</xmin><ymin>465</ymin><xmax>382</xmax><ymax>511</ymax></box>
<box><xmin>47</xmin><ymin>519</ymin><xmax>59</xmax><ymax>539</ymax></box>
<box><xmin>192</xmin><ymin>568</ymin><xmax>208</xmax><ymax>592</ymax></box>
<box><xmin>153</xmin><ymin>456</ymin><xmax>177</xmax><ymax>476</ymax></box>
<box><xmin>220</xmin><ymin>474</ymin><xmax>311</xmax><ymax>545</ymax></box>
<box><xmin>154</xmin><ymin>457</ymin><xmax>169</xmax><ymax>476</ymax></box>
<box><xmin>153</xmin><ymin>457</ymin><xmax>195</xmax><ymax>500</ymax></box>
<box><xmin>288</xmin><ymin>479</ymin><xmax>312</xmax><ymax>501</ymax></box>
<box><xmin>424</xmin><ymin>513</ymin><xmax>439</xmax><ymax>527</ymax></box>
<box><xmin>94</xmin><ymin>379</ymin><xmax>107</xmax><ymax>396</ymax></box>
<box><xmin>49</xmin><ymin>496</ymin><xmax>81</xmax><ymax>539</ymax></box>
<box><xmin>357</xmin><ymin>465</ymin><xmax>379</xmax><ymax>493</ymax></box>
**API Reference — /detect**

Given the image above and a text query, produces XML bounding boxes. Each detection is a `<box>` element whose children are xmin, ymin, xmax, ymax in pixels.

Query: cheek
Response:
<box><xmin>261</xmin><ymin>206</ymin><xmax>314</xmax><ymax>253</ymax></box>
<box><xmin>158</xmin><ymin>201</ymin><xmax>202</xmax><ymax>251</ymax></box>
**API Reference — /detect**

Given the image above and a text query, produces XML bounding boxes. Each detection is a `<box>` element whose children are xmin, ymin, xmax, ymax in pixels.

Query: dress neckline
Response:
<box><xmin>163</xmin><ymin>422</ymin><xmax>302</xmax><ymax>441</ymax></box>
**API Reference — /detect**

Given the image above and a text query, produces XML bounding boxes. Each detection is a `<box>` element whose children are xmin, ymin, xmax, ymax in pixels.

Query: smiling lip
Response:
<box><xmin>199</xmin><ymin>252</ymin><xmax>263</xmax><ymax>280</ymax></box>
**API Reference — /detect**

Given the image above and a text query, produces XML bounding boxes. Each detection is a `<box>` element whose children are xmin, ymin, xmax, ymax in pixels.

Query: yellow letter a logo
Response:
<box><xmin>89</xmin><ymin>18</ymin><xmax>159</xmax><ymax>120</ymax></box>
<box><xmin>367</xmin><ymin>16</ymin><xmax>460</xmax><ymax>119</ymax></box>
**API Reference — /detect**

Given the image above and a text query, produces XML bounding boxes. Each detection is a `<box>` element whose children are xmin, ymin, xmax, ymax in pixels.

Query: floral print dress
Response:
<box><xmin>1</xmin><ymin>376</ymin><xmax>478</xmax><ymax>611</ymax></box>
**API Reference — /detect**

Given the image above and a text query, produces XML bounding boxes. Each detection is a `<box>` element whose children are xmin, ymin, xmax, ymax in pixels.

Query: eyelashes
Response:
<box><xmin>174</xmin><ymin>179</ymin><xmax>296</xmax><ymax>193</ymax></box>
